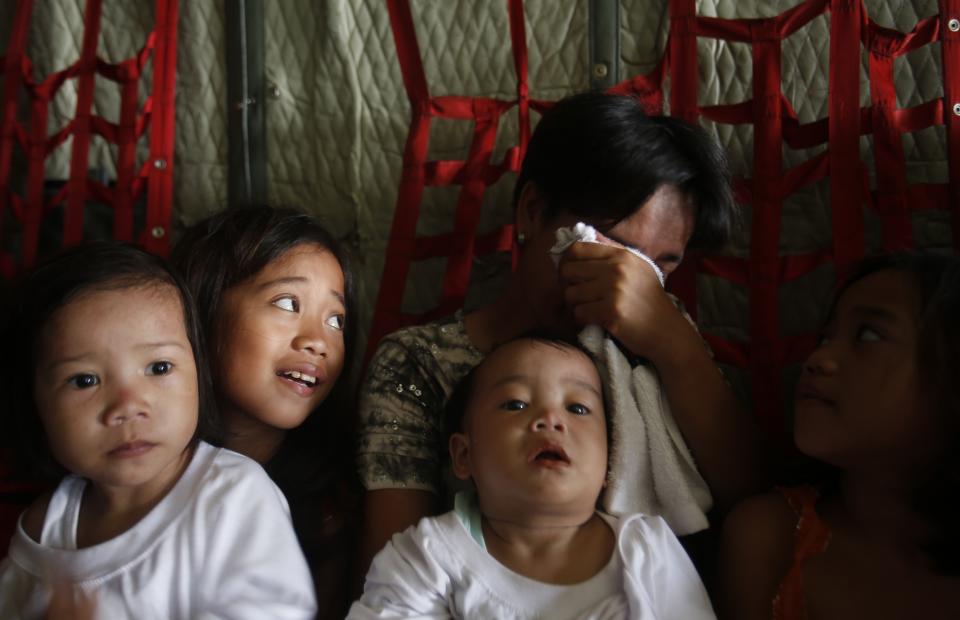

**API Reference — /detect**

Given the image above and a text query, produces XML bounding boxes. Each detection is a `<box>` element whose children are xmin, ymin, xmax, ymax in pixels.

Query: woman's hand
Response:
<box><xmin>560</xmin><ymin>239</ymin><xmax>767</xmax><ymax>511</ymax></box>
<box><xmin>557</xmin><ymin>240</ymin><xmax>688</xmax><ymax>362</ymax></box>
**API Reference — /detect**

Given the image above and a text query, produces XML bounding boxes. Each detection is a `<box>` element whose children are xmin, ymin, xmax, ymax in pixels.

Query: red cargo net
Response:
<box><xmin>0</xmin><ymin>0</ymin><xmax>180</xmax><ymax>555</ymax></box>
<box><xmin>0</xmin><ymin>0</ymin><xmax>179</xmax><ymax>276</ymax></box>
<box><xmin>373</xmin><ymin>0</ymin><xmax>960</xmax><ymax>433</ymax></box>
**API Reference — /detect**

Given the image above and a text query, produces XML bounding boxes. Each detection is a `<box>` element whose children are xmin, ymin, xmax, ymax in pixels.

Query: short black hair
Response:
<box><xmin>832</xmin><ymin>251</ymin><xmax>960</xmax><ymax>574</ymax></box>
<box><xmin>514</xmin><ymin>91</ymin><xmax>736</xmax><ymax>250</ymax></box>
<box><xmin>172</xmin><ymin>205</ymin><xmax>356</xmax><ymax>491</ymax></box>
<box><xmin>444</xmin><ymin>331</ymin><xmax>608</xmax><ymax>443</ymax></box>
<box><xmin>0</xmin><ymin>241</ymin><xmax>218</xmax><ymax>480</ymax></box>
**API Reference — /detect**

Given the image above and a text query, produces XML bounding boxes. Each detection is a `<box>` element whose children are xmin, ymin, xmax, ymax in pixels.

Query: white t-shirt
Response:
<box><xmin>0</xmin><ymin>442</ymin><xmax>316</xmax><ymax>619</ymax></box>
<box><xmin>348</xmin><ymin>510</ymin><xmax>716</xmax><ymax>619</ymax></box>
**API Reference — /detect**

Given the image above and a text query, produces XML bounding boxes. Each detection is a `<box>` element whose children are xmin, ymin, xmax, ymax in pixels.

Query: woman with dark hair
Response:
<box><xmin>172</xmin><ymin>206</ymin><xmax>359</xmax><ymax>620</ymax></box>
<box><xmin>356</xmin><ymin>92</ymin><xmax>764</xmax><ymax>576</ymax></box>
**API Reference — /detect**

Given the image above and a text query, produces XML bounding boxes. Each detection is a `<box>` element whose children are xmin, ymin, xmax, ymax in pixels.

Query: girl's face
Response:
<box><xmin>217</xmin><ymin>243</ymin><xmax>346</xmax><ymax>436</ymax></box>
<box><xmin>793</xmin><ymin>269</ymin><xmax>938</xmax><ymax>474</ymax></box>
<box><xmin>34</xmin><ymin>285</ymin><xmax>199</xmax><ymax>493</ymax></box>
<box><xmin>450</xmin><ymin>340</ymin><xmax>607</xmax><ymax>521</ymax></box>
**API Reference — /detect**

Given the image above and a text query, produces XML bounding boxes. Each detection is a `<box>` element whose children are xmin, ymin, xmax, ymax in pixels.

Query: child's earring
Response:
<box><xmin>516</xmin><ymin>232</ymin><xmax>526</xmax><ymax>247</ymax></box>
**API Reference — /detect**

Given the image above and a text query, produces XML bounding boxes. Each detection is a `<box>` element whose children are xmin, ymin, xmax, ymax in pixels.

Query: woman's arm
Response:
<box><xmin>560</xmin><ymin>242</ymin><xmax>766</xmax><ymax>512</ymax></box>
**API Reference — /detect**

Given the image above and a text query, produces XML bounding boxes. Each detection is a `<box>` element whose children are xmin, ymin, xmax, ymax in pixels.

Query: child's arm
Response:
<box><xmin>621</xmin><ymin>514</ymin><xmax>716</xmax><ymax>619</ymax></box>
<box><xmin>347</xmin><ymin>522</ymin><xmax>452</xmax><ymax>619</ymax></box>
<box><xmin>717</xmin><ymin>493</ymin><xmax>797</xmax><ymax>620</ymax></box>
<box><xmin>197</xmin><ymin>460</ymin><xmax>317</xmax><ymax>620</ymax></box>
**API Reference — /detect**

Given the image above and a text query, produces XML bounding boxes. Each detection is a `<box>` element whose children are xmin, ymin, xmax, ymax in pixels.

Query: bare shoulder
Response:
<box><xmin>20</xmin><ymin>491</ymin><xmax>53</xmax><ymax>542</ymax></box>
<box><xmin>723</xmin><ymin>492</ymin><xmax>798</xmax><ymax>551</ymax></box>
<box><xmin>717</xmin><ymin>492</ymin><xmax>799</xmax><ymax>620</ymax></box>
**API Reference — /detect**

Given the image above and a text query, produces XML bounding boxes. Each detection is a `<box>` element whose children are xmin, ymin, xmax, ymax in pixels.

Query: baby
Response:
<box><xmin>349</xmin><ymin>333</ymin><xmax>714</xmax><ymax>619</ymax></box>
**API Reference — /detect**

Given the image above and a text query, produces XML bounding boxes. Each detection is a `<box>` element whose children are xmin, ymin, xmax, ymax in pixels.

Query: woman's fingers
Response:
<box><xmin>559</xmin><ymin>241</ymin><xmax>661</xmax><ymax>284</ymax></box>
<box><xmin>563</xmin><ymin>278</ymin><xmax>609</xmax><ymax>306</ymax></box>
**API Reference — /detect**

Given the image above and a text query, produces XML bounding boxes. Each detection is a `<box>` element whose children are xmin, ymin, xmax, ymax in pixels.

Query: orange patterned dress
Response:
<box><xmin>772</xmin><ymin>486</ymin><xmax>832</xmax><ymax>620</ymax></box>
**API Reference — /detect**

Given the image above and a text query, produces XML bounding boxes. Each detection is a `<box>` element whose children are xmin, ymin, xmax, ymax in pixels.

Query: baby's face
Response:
<box><xmin>34</xmin><ymin>284</ymin><xmax>199</xmax><ymax>493</ymax></box>
<box><xmin>450</xmin><ymin>339</ymin><xmax>607</xmax><ymax>521</ymax></box>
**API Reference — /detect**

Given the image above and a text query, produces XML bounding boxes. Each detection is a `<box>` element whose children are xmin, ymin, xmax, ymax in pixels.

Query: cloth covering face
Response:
<box><xmin>551</xmin><ymin>223</ymin><xmax>713</xmax><ymax>534</ymax></box>
<box><xmin>0</xmin><ymin>442</ymin><xmax>317</xmax><ymax>620</ymax></box>
<box><xmin>348</xmin><ymin>510</ymin><xmax>716</xmax><ymax>619</ymax></box>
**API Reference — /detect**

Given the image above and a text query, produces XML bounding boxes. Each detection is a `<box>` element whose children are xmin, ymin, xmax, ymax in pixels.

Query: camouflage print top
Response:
<box><xmin>357</xmin><ymin>311</ymin><xmax>482</xmax><ymax>503</ymax></box>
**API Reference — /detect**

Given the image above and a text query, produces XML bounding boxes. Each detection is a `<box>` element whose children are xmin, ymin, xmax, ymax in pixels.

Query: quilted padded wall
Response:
<box><xmin>2</xmin><ymin>0</ymin><xmax>955</xmax><ymax>419</ymax></box>
<box><xmin>260</xmin><ymin>0</ymin><xmax>591</xmax><ymax>351</ymax></box>
<box><xmin>8</xmin><ymin>2</ymin><xmax>155</xmax><ymax>198</ymax></box>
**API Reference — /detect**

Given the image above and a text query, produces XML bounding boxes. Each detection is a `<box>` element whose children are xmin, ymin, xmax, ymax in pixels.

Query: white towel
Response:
<box><xmin>551</xmin><ymin>223</ymin><xmax>712</xmax><ymax>535</ymax></box>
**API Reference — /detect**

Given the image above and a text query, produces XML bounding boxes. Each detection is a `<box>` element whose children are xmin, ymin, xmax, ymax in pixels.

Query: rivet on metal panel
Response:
<box><xmin>954</xmin><ymin>102</ymin><xmax>960</xmax><ymax>116</ymax></box>
<box><xmin>151</xmin><ymin>226</ymin><xmax>165</xmax><ymax>239</ymax></box>
<box><xmin>592</xmin><ymin>63</ymin><xmax>609</xmax><ymax>78</ymax></box>
<box><xmin>949</xmin><ymin>18</ymin><xmax>960</xmax><ymax>32</ymax></box>
<box><xmin>153</xmin><ymin>158</ymin><xmax>167</xmax><ymax>170</ymax></box>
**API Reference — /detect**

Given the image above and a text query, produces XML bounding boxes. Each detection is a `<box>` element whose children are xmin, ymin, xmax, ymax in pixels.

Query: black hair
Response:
<box><xmin>0</xmin><ymin>241</ymin><xmax>218</xmax><ymax>480</ymax></box>
<box><xmin>513</xmin><ymin>91</ymin><xmax>736</xmax><ymax>250</ymax></box>
<box><xmin>444</xmin><ymin>330</ymin><xmax>609</xmax><ymax>445</ymax></box>
<box><xmin>171</xmin><ymin>205</ymin><xmax>357</xmax><ymax>495</ymax></box>
<box><xmin>829</xmin><ymin>252</ymin><xmax>960</xmax><ymax>574</ymax></box>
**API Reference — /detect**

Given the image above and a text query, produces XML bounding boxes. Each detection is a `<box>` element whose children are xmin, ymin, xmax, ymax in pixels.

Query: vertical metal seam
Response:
<box><xmin>239</xmin><ymin>0</ymin><xmax>252</xmax><ymax>202</ymax></box>
<box><xmin>589</xmin><ymin>0</ymin><xmax>620</xmax><ymax>90</ymax></box>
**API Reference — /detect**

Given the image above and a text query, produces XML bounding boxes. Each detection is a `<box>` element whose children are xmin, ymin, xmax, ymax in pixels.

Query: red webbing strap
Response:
<box><xmin>829</xmin><ymin>0</ymin><xmax>864</xmax><ymax>276</ymax></box>
<box><xmin>868</xmin><ymin>24</ymin><xmax>913</xmax><ymax>251</ymax></box>
<box><xmin>668</xmin><ymin>0</ymin><xmax>698</xmax><ymax>122</ymax></box>
<box><xmin>142</xmin><ymin>0</ymin><xmax>178</xmax><ymax>256</ymax></box>
<box><xmin>113</xmin><ymin>73</ymin><xmax>138</xmax><ymax>241</ymax></box>
<box><xmin>508</xmin><ymin>0</ymin><xmax>529</xmax><ymax>270</ymax></box>
<box><xmin>941</xmin><ymin>0</ymin><xmax>960</xmax><ymax>249</ymax></box>
<box><xmin>63</xmin><ymin>0</ymin><xmax>103</xmax><ymax>248</ymax></box>
<box><xmin>439</xmin><ymin>99</ymin><xmax>503</xmax><ymax>311</ymax></box>
<box><xmin>749</xmin><ymin>16</ymin><xmax>786</xmax><ymax>434</ymax></box>
<box><xmin>666</xmin><ymin>0</ymin><xmax>699</xmax><ymax>317</ymax></box>
<box><xmin>609</xmin><ymin>56</ymin><xmax>666</xmax><ymax>114</ymax></box>
<box><xmin>508</xmin><ymin>0</ymin><xmax>530</xmax><ymax>153</ymax></box>
<box><xmin>112</xmin><ymin>38</ymin><xmax>154</xmax><ymax>241</ymax></box>
<box><xmin>368</xmin><ymin>0</ymin><xmax>538</xmax><ymax>357</ymax></box>
<box><xmin>0</xmin><ymin>0</ymin><xmax>33</xmax><ymax>271</ymax></box>
<box><xmin>22</xmin><ymin>96</ymin><xmax>48</xmax><ymax>269</ymax></box>
<box><xmin>366</xmin><ymin>0</ymin><xmax>433</xmax><ymax>358</ymax></box>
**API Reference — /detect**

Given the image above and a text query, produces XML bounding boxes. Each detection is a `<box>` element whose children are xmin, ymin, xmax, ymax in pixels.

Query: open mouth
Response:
<box><xmin>531</xmin><ymin>446</ymin><xmax>570</xmax><ymax>465</ymax></box>
<box><xmin>277</xmin><ymin>370</ymin><xmax>318</xmax><ymax>387</ymax></box>
<box><xmin>794</xmin><ymin>383</ymin><xmax>833</xmax><ymax>407</ymax></box>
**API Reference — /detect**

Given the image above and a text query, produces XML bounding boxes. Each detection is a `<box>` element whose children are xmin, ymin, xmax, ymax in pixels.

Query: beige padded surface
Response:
<box><xmin>7</xmin><ymin>1</ymin><xmax>953</xmax><ymax>391</ymax></box>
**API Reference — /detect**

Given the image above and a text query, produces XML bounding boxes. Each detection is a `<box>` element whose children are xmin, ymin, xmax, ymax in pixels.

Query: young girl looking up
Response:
<box><xmin>349</xmin><ymin>334</ymin><xmax>715</xmax><ymax>619</ymax></box>
<box><xmin>719</xmin><ymin>252</ymin><xmax>960</xmax><ymax>620</ymax></box>
<box><xmin>0</xmin><ymin>242</ymin><xmax>316</xmax><ymax>619</ymax></box>
<box><xmin>172</xmin><ymin>206</ymin><xmax>358</xmax><ymax>619</ymax></box>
